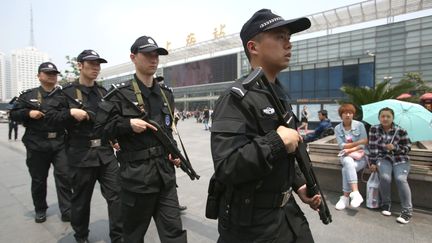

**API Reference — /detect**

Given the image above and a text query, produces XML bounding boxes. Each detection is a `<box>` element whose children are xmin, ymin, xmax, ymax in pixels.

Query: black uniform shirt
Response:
<box><xmin>10</xmin><ymin>86</ymin><xmax>66</xmax><ymax>151</ymax></box>
<box><xmin>96</xmin><ymin>75</ymin><xmax>176</xmax><ymax>193</ymax></box>
<box><xmin>44</xmin><ymin>81</ymin><xmax>117</xmax><ymax>167</ymax></box>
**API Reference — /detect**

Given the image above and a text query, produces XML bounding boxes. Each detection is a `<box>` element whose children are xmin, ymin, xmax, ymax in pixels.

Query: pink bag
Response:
<box><xmin>347</xmin><ymin>150</ymin><xmax>365</xmax><ymax>160</ymax></box>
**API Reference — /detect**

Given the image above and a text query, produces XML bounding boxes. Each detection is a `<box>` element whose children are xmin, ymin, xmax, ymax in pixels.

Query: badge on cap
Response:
<box><xmin>91</xmin><ymin>51</ymin><xmax>98</xmax><ymax>55</ymax></box>
<box><xmin>262</xmin><ymin>106</ymin><xmax>275</xmax><ymax>116</ymax></box>
<box><xmin>148</xmin><ymin>38</ymin><xmax>155</xmax><ymax>44</ymax></box>
<box><xmin>48</xmin><ymin>64</ymin><xmax>53</xmax><ymax>68</ymax></box>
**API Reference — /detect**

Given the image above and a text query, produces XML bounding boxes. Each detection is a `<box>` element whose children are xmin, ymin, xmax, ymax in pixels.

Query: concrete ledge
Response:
<box><xmin>308</xmin><ymin>135</ymin><xmax>432</xmax><ymax>210</ymax></box>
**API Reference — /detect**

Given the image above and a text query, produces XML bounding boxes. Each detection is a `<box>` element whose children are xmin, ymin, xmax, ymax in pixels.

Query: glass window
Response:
<box><xmin>307</xmin><ymin>104</ymin><xmax>322</xmax><ymax>122</ymax></box>
<box><xmin>329</xmin><ymin>66</ymin><xmax>343</xmax><ymax>97</ymax></box>
<box><xmin>302</xmin><ymin>69</ymin><xmax>315</xmax><ymax>99</ymax></box>
<box><xmin>323</xmin><ymin>103</ymin><xmax>341</xmax><ymax>122</ymax></box>
<box><xmin>289</xmin><ymin>71</ymin><xmax>302</xmax><ymax>99</ymax></box>
<box><xmin>278</xmin><ymin>71</ymin><xmax>290</xmax><ymax>88</ymax></box>
<box><xmin>316</xmin><ymin>68</ymin><xmax>329</xmax><ymax>98</ymax></box>
<box><xmin>359</xmin><ymin>63</ymin><xmax>374</xmax><ymax>87</ymax></box>
<box><xmin>343</xmin><ymin>64</ymin><xmax>358</xmax><ymax>87</ymax></box>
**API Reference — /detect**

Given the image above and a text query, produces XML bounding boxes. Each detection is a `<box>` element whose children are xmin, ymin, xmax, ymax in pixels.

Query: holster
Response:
<box><xmin>205</xmin><ymin>174</ymin><xmax>225</xmax><ymax>220</ymax></box>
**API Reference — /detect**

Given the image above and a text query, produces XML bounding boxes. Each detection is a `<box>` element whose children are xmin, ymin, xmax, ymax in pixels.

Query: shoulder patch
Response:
<box><xmin>230</xmin><ymin>80</ymin><xmax>248</xmax><ymax>99</ymax></box>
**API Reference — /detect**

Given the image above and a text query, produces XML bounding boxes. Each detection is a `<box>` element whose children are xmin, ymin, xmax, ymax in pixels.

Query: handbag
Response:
<box><xmin>347</xmin><ymin>149</ymin><xmax>365</xmax><ymax>160</ymax></box>
<box><xmin>366</xmin><ymin>172</ymin><xmax>380</xmax><ymax>208</ymax></box>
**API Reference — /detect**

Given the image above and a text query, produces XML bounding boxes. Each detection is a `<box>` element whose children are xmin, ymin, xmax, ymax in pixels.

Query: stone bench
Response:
<box><xmin>308</xmin><ymin>135</ymin><xmax>432</xmax><ymax>209</ymax></box>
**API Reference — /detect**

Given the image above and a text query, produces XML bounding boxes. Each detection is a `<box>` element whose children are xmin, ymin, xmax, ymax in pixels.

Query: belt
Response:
<box><xmin>117</xmin><ymin>146</ymin><xmax>165</xmax><ymax>162</ymax></box>
<box><xmin>29</xmin><ymin>130</ymin><xmax>65</xmax><ymax>139</ymax></box>
<box><xmin>233</xmin><ymin>188</ymin><xmax>293</xmax><ymax>208</ymax></box>
<box><xmin>68</xmin><ymin>138</ymin><xmax>105</xmax><ymax>148</ymax></box>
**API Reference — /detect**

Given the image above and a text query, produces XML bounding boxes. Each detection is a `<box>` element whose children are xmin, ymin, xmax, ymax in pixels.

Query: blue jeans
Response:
<box><xmin>340</xmin><ymin>156</ymin><xmax>366</xmax><ymax>192</ymax></box>
<box><xmin>377</xmin><ymin>159</ymin><xmax>412</xmax><ymax>214</ymax></box>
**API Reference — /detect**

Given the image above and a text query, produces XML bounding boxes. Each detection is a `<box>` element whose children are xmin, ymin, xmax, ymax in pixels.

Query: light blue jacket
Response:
<box><xmin>334</xmin><ymin>120</ymin><xmax>368</xmax><ymax>151</ymax></box>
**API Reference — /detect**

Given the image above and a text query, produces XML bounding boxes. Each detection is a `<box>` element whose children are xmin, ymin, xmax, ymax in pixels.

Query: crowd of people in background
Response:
<box><xmin>174</xmin><ymin>107</ymin><xmax>214</xmax><ymax>131</ymax></box>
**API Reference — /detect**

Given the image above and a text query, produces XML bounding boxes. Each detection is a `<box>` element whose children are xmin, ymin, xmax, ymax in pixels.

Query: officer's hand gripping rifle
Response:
<box><xmin>242</xmin><ymin>67</ymin><xmax>332</xmax><ymax>225</ymax></box>
<box><xmin>50</xmin><ymin>86</ymin><xmax>97</xmax><ymax>121</ymax></box>
<box><xmin>103</xmin><ymin>84</ymin><xmax>200</xmax><ymax>181</ymax></box>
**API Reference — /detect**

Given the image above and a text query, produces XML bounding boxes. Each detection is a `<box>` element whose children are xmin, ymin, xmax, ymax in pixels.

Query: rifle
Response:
<box><xmin>103</xmin><ymin>84</ymin><xmax>200</xmax><ymax>181</ymax></box>
<box><xmin>242</xmin><ymin>67</ymin><xmax>332</xmax><ymax>225</ymax></box>
<box><xmin>10</xmin><ymin>88</ymin><xmax>60</xmax><ymax>113</ymax></box>
<box><xmin>51</xmin><ymin>86</ymin><xmax>96</xmax><ymax>121</ymax></box>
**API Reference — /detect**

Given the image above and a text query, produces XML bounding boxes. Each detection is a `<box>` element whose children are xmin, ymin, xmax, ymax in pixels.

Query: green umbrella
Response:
<box><xmin>362</xmin><ymin>99</ymin><xmax>432</xmax><ymax>142</ymax></box>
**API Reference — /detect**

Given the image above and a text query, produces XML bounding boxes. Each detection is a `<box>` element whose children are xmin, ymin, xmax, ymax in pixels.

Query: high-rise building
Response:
<box><xmin>0</xmin><ymin>51</ymin><xmax>5</xmax><ymax>101</ymax></box>
<box><xmin>10</xmin><ymin>47</ymin><xmax>49</xmax><ymax>97</ymax></box>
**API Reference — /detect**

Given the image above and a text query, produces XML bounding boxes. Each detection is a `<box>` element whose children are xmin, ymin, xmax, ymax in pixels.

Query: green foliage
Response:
<box><xmin>339</xmin><ymin>72</ymin><xmax>428</xmax><ymax>119</ymax></box>
<box><xmin>58</xmin><ymin>55</ymin><xmax>79</xmax><ymax>84</ymax></box>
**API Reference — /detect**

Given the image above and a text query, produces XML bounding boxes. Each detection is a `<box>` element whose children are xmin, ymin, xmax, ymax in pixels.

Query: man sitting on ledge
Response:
<box><xmin>303</xmin><ymin>109</ymin><xmax>333</xmax><ymax>143</ymax></box>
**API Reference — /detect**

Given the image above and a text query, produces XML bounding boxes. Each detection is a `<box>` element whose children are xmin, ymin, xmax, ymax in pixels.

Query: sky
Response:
<box><xmin>0</xmin><ymin>0</ymin><xmax>407</xmax><ymax>71</ymax></box>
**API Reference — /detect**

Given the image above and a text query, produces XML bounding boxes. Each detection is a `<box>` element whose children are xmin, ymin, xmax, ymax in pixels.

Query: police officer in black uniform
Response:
<box><xmin>96</xmin><ymin>36</ymin><xmax>187</xmax><ymax>243</ymax></box>
<box><xmin>209</xmin><ymin>9</ymin><xmax>321</xmax><ymax>243</ymax></box>
<box><xmin>44</xmin><ymin>50</ymin><xmax>122</xmax><ymax>243</ymax></box>
<box><xmin>10</xmin><ymin>62</ymin><xmax>72</xmax><ymax>223</ymax></box>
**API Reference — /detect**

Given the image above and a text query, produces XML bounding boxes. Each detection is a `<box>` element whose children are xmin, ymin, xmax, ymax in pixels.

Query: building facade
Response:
<box><xmin>9</xmin><ymin>47</ymin><xmax>49</xmax><ymax>99</ymax></box>
<box><xmin>0</xmin><ymin>52</ymin><xmax>5</xmax><ymax>101</ymax></box>
<box><xmin>99</xmin><ymin>2</ymin><xmax>432</xmax><ymax>122</ymax></box>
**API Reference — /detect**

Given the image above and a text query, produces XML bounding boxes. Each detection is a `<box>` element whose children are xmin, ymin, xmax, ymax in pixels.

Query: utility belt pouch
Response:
<box><xmin>236</xmin><ymin>190</ymin><xmax>254</xmax><ymax>226</ymax></box>
<box><xmin>205</xmin><ymin>174</ymin><xmax>224</xmax><ymax>220</ymax></box>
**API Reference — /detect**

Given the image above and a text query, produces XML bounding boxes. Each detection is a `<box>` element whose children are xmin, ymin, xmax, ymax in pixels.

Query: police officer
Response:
<box><xmin>210</xmin><ymin>9</ymin><xmax>321</xmax><ymax>243</ymax></box>
<box><xmin>96</xmin><ymin>36</ymin><xmax>187</xmax><ymax>243</ymax></box>
<box><xmin>10</xmin><ymin>62</ymin><xmax>72</xmax><ymax>223</ymax></box>
<box><xmin>44</xmin><ymin>50</ymin><xmax>122</xmax><ymax>243</ymax></box>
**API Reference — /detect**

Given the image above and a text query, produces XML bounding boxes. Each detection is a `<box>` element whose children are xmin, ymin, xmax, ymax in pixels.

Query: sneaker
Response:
<box><xmin>381</xmin><ymin>205</ymin><xmax>392</xmax><ymax>216</ymax></box>
<box><xmin>349</xmin><ymin>191</ymin><xmax>364</xmax><ymax>208</ymax></box>
<box><xmin>179</xmin><ymin>205</ymin><xmax>187</xmax><ymax>211</ymax></box>
<box><xmin>35</xmin><ymin>211</ymin><xmax>46</xmax><ymax>223</ymax></box>
<box><xmin>396</xmin><ymin>212</ymin><xmax>412</xmax><ymax>224</ymax></box>
<box><xmin>335</xmin><ymin>196</ymin><xmax>349</xmax><ymax>210</ymax></box>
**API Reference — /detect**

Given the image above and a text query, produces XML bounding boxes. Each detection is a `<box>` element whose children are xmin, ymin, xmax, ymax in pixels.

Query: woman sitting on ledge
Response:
<box><xmin>369</xmin><ymin>107</ymin><xmax>413</xmax><ymax>224</ymax></box>
<box><xmin>334</xmin><ymin>104</ymin><xmax>368</xmax><ymax>210</ymax></box>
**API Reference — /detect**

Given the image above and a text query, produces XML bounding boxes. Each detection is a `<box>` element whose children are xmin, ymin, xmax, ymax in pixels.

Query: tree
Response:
<box><xmin>58</xmin><ymin>55</ymin><xmax>79</xmax><ymax>85</ymax></box>
<box><xmin>340</xmin><ymin>78</ymin><xmax>417</xmax><ymax>120</ymax></box>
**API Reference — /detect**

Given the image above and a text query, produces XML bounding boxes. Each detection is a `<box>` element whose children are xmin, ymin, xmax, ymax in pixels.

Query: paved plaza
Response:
<box><xmin>0</xmin><ymin>119</ymin><xmax>431</xmax><ymax>243</ymax></box>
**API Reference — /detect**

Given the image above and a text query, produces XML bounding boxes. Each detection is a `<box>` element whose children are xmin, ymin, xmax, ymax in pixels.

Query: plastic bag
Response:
<box><xmin>366</xmin><ymin>172</ymin><xmax>380</xmax><ymax>208</ymax></box>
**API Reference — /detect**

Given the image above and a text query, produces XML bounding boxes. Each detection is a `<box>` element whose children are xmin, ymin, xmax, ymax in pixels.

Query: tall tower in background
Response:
<box><xmin>29</xmin><ymin>5</ymin><xmax>35</xmax><ymax>47</ymax></box>
<box><xmin>7</xmin><ymin>5</ymin><xmax>50</xmax><ymax>99</ymax></box>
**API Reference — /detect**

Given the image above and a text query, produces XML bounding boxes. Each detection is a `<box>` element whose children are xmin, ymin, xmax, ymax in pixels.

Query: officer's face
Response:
<box><xmin>38</xmin><ymin>72</ymin><xmax>58</xmax><ymax>85</ymax></box>
<box><xmin>250</xmin><ymin>27</ymin><xmax>292</xmax><ymax>73</ymax></box>
<box><xmin>131</xmin><ymin>51</ymin><xmax>159</xmax><ymax>76</ymax></box>
<box><xmin>78</xmin><ymin>61</ymin><xmax>101</xmax><ymax>80</ymax></box>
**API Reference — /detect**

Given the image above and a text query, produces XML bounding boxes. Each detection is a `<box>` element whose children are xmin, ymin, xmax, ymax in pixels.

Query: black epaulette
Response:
<box><xmin>112</xmin><ymin>80</ymin><xmax>132</xmax><ymax>90</ymax></box>
<box><xmin>61</xmin><ymin>82</ymin><xmax>74</xmax><ymax>90</ymax></box>
<box><xmin>230</xmin><ymin>79</ymin><xmax>248</xmax><ymax>100</ymax></box>
<box><xmin>159</xmin><ymin>83</ymin><xmax>173</xmax><ymax>93</ymax></box>
<box><xmin>18</xmin><ymin>88</ymin><xmax>33</xmax><ymax>96</ymax></box>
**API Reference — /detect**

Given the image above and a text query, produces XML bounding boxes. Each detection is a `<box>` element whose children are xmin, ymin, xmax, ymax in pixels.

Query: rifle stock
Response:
<box><xmin>242</xmin><ymin>67</ymin><xmax>332</xmax><ymax>225</ymax></box>
<box><xmin>104</xmin><ymin>84</ymin><xmax>200</xmax><ymax>181</ymax></box>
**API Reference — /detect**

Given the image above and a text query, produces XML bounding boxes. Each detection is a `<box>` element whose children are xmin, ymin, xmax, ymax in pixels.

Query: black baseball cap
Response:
<box><xmin>38</xmin><ymin>62</ymin><xmax>60</xmax><ymax>74</ymax></box>
<box><xmin>77</xmin><ymin>50</ymin><xmax>107</xmax><ymax>63</ymax></box>
<box><xmin>240</xmin><ymin>9</ymin><xmax>311</xmax><ymax>48</ymax></box>
<box><xmin>130</xmin><ymin>36</ymin><xmax>168</xmax><ymax>55</ymax></box>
